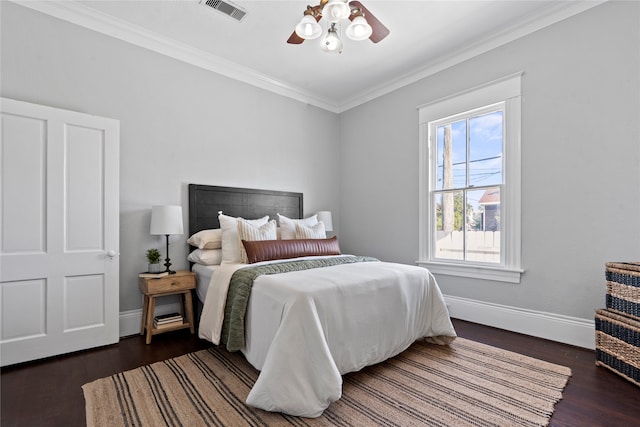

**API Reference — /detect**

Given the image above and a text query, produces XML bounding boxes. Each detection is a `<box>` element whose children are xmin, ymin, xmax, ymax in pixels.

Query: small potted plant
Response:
<box><xmin>146</xmin><ymin>248</ymin><xmax>162</xmax><ymax>273</ymax></box>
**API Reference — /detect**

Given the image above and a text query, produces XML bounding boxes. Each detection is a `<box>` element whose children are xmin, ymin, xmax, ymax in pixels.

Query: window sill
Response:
<box><xmin>416</xmin><ymin>261</ymin><xmax>523</xmax><ymax>284</ymax></box>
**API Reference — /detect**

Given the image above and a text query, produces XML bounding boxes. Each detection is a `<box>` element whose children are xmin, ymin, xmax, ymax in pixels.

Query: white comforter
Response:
<box><xmin>198</xmin><ymin>256</ymin><xmax>456</xmax><ymax>417</ymax></box>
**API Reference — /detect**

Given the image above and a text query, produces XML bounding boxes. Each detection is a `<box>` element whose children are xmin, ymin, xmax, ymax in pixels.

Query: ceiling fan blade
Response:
<box><xmin>349</xmin><ymin>1</ymin><xmax>389</xmax><ymax>43</ymax></box>
<box><xmin>287</xmin><ymin>32</ymin><xmax>305</xmax><ymax>44</ymax></box>
<box><xmin>287</xmin><ymin>13</ymin><xmax>323</xmax><ymax>44</ymax></box>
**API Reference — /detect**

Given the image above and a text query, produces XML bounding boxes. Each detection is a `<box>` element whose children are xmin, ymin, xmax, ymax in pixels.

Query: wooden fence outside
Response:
<box><xmin>435</xmin><ymin>231</ymin><xmax>500</xmax><ymax>263</ymax></box>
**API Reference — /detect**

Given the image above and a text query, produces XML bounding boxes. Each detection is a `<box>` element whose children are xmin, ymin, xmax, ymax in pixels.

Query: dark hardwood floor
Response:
<box><xmin>2</xmin><ymin>319</ymin><xmax>639</xmax><ymax>426</ymax></box>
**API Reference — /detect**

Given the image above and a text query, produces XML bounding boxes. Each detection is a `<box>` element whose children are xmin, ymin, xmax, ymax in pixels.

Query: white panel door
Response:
<box><xmin>0</xmin><ymin>97</ymin><xmax>119</xmax><ymax>366</ymax></box>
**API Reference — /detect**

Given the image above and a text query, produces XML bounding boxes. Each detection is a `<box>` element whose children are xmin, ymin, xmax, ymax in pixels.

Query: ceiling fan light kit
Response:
<box><xmin>320</xmin><ymin>24</ymin><xmax>343</xmax><ymax>53</ymax></box>
<box><xmin>289</xmin><ymin>0</ymin><xmax>389</xmax><ymax>53</ymax></box>
<box><xmin>323</xmin><ymin>0</ymin><xmax>352</xmax><ymax>23</ymax></box>
<box><xmin>295</xmin><ymin>14</ymin><xmax>322</xmax><ymax>40</ymax></box>
<box><xmin>345</xmin><ymin>15</ymin><xmax>372</xmax><ymax>41</ymax></box>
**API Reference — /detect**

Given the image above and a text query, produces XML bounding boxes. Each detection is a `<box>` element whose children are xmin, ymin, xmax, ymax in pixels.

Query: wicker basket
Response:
<box><xmin>605</xmin><ymin>262</ymin><xmax>640</xmax><ymax>320</ymax></box>
<box><xmin>595</xmin><ymin>308</ymin><xmax>640</xmax><ymax>387</ymax></box>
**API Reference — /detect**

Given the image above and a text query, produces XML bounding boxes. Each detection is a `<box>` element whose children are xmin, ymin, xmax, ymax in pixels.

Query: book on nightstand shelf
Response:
<box><xmin>154</xmin><ymin>313</ymin><xmax>183</xmax><ymax>323</ymax></box>
<box><xmin>139</xmin><ymin>271</ymin><xmax>170</xmax><ymax>278</ymax></box>
<box><xmin>154</xmin><ymin>320</ymin><xmax>184</xmax><ymax>329</ymax></box>
<box><xmin>153</xmin><ymin>312</ymin><xmax>183</xmax><ymax>329</ymax></box>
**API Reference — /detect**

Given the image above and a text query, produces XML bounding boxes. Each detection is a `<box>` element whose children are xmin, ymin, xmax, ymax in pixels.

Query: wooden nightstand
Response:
<box><xmin>139</xmin><ymin>270</ymin><xmax>196</xmax><ymax>344</ymax></box>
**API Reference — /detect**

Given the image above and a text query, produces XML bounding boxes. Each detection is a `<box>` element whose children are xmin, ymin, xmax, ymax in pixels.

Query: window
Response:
<box><xmin>432</xmin><ymin>104</ymin><xmax>504</xmax><ymax>263</ymax></box>
<box><xmin>418</xmin><ymin>73</ymin><xmax>523</xmax><ymax>283</ymax></box>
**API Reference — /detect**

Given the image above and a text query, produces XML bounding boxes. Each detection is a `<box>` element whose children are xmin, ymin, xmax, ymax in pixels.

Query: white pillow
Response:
<box><xmin>295</xmin><ymin>221</ymin><xmax>326</xmax><ymax>239</ymax></box>
<box><xmin>219</xmin><ymin>212</ymin><xmax>269</xmax><ymax>264</ymax></box>
<box><xmin>278</xmin><ymin>213</ymin><xmax>318</xmax><ymax>240</ymax></box>
<box><xmin>187</xmin><ymin>249</ymin><xmax>223</xmax><ymax>266</ymax></box>
<box><xmin>237</xmin><ymin>219</ymin><xmax>277</xmax><ymax>263</ymax></box>
<box><xmin>187</xmin><ymin>229</ymin><xmax>222</xmax><ymax>249</ymax></box>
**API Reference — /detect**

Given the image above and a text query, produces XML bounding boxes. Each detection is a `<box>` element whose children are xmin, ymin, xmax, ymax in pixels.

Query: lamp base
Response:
<box><xmin>163</xmin><ymin>234</ymin><xmax>176</xmax><ymax>274</ymax></box>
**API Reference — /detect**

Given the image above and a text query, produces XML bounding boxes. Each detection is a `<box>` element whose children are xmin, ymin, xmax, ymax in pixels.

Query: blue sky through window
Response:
<box><xmin>436</xmin><ymin>110</ymin><xmax>503</xmax><ymax>189</ymax></box>
<box><xmin>436</xmin><ymin>109</ymin><xmax>503</xmax><ymax>215</ymax></box>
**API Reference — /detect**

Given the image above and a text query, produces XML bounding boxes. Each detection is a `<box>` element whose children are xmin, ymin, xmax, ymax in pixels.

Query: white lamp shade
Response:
<box><xmin>317</xmin><ymin>211</ymin><xmax>333</xmax><ymax>232</ymax></box>
<box><xmin>150</xmin><ymin>205</ymin><xmax>184</xmax><ymax>235</ymax></box>
<box><xmin>320</xmin><ymin>30</ymin><xmax>343</xmax><ymax>53</ymax></box>
<box><xmin>323</xmin><ymin>0</ymin><xmax>351</xmax><ymax>23</ymax></box>
<box><xmin>346</xmin><ymin>16</ymin><xmax>372</xmax><ymax>41</ymax></box>
<box><xmin>295</xmin><ymin>15</ymin><xmax>322</xmax><ymax>40</ymax></box>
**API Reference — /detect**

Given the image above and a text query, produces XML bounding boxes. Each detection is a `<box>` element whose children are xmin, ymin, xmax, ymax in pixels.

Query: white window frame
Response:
<box><xmin>418</xmin><ymin>73</ymin><xmax>523</xmax><ymax>283</ymax></box>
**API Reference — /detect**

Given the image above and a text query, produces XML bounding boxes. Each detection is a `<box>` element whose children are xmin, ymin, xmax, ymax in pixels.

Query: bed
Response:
<box><xmin>187</xmin><ymin>184</ymin><xmax>457</xmax><ymax>417</ymax></box>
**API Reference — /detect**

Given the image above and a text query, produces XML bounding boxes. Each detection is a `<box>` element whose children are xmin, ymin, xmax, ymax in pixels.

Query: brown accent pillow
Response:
<box><xmin>241</xmin><ymin>236</ymin><xmax>341</xmax><ymax>264</ymax></box>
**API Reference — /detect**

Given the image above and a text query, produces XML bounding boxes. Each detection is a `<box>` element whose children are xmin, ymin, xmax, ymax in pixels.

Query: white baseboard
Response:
<box><xmin>120</xmin><ymin>298</ymin><xmax>596</xmax><ymax>349</ymax></box>
<box><xmin>444</xmin><ymin>295</ymin><xmax>595</xmax><ymax>349</ymax></box>
<box><xmin>119</xmin><ymin>302</ymin><xmax>182</xmax><ymax>337</ymax></box>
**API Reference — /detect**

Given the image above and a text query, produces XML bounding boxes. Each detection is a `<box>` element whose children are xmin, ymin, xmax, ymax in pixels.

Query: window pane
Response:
<box><xmin>436</xmin><ymin>121</ymin><xmax>466</xmax><ymax>190</ymax></box>
<box><xmin>466</xmin><ymin>187</ymin><xmax>500</xmax><ymax>263</ymax></box>
<box><xmin>434</xmin><ymin>191</ymin><xmax>464</xmax><ymax>260</ymax></box>
<box><xmin>469</xmin><ymin>111</ymin><xmax>503</xmax><ymax>187</ymax></box>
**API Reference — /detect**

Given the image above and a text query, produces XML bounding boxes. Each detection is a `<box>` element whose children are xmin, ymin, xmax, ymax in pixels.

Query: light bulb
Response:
<box><xmin>304</xmin><ymin>23</ymin><xmax>313</xmax><ymax>36</ymax></box>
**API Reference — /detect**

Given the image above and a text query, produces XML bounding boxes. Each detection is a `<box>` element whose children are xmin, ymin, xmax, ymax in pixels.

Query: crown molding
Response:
<box><xmin>11</xmin><ymin>0</ymin><xmax>341</xmax><ymax>113</ymax></box>
<box><xmin>12</xmin><ymin>0</ymin><xmax>605</xmax><ymax>114</ymax></box>
<box><xmin>336</xmin><ymin>0</ymin><xmax>607</xmax><ymax>112</ymax></box>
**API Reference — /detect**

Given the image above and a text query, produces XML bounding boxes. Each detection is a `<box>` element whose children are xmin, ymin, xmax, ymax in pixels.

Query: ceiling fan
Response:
<box><xmin>287</xmin><ymin>0</ymin><xmax>389</xmax><ymax>53</ymax></box>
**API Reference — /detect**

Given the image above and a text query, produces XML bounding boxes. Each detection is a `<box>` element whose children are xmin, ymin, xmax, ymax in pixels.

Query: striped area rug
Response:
<box><xmin>83</xmin><ymin>338</ymin><xmax>571</xmax><ymax>426</ymax></box>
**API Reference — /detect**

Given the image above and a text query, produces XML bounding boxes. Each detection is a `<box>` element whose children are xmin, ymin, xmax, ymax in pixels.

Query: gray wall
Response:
<box><xmin>1</xmin><ymin>2</ymin><xmax>340</xmax><ymax>312</ymax></box>
<box><xmin>2</xmin><ymin>1</ymin><xmax>639</xmax><ymax>324</ymax></box>
<box><xmin>339</xmin><ymin>1</ymin><xmax>640</xmax><ymax>320</ymax></box>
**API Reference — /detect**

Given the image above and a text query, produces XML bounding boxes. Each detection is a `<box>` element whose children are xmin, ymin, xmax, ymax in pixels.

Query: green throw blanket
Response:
<box><xmin>221</xmin><ymin>256</ymin><xmax>378</xmax><ymax>351</ymax></box>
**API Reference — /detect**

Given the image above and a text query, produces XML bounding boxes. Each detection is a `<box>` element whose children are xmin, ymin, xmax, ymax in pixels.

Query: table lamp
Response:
<box><xmin>150</xmin><ymin>205</ymin><xmax>183</xmax><ymax>274</ymax></box>
<box><xmin>317</xmin><ymin>211</ymin><xmax>333</xmax><ymax>236</ymax></box>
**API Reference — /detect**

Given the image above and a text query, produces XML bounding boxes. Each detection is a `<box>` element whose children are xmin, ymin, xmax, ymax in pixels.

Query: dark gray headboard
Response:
<box><xmin>188</xmin><ymin>184</ymin><xmax>303</xmax><ymax>237</ymax></box>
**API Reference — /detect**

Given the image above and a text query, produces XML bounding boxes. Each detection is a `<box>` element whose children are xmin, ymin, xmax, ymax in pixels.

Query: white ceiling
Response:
<box><xmin>22</xmin><ymin>0</ymin><xmax>603</xmax><ymax>112</ymax></box>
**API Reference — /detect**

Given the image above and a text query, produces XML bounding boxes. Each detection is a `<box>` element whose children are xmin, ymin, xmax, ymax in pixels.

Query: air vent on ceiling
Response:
<box><xmin>200</xmin><ymin>0</ymin><xmax>247</xmax><ymax>22</ymax></box>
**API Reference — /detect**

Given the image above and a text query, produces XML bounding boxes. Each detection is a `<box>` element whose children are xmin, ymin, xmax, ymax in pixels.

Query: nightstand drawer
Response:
<box><xmin>139</xmin><ymin>271</ymin><xmax>195</xmax><ymax>294</ymax></box>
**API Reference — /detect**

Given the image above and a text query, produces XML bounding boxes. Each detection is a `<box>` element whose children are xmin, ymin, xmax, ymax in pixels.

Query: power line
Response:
<box><xmin>437</xmin><ymin>155</ymin><xmax>502</xmax><ymax>168</ymax></box>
